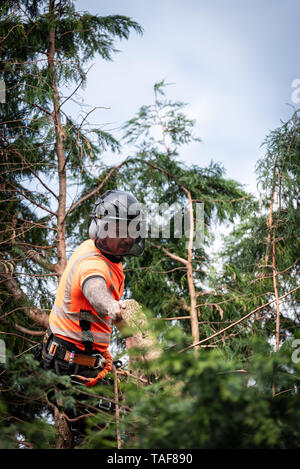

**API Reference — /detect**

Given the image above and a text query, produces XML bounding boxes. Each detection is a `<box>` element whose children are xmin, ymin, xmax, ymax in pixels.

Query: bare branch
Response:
<box><xmin>14</xmin><ymin>324</ymin><xmax>44</xmax><ymax>336</ymax></box>
<box><xmin>4</xmin><ymin>182</ymin><xmax>57</xmax><ymax>217</ymax></box>
<box><xmin>180</xmin><ymin>284</ymin><xmax>300</xmax><ymax>352</ymax></box>
<box><xmin>63</xmin><ymin>160</ymin><xmax>128</xmax><ymax>220</ymax></box>
<box><xmin>0</xmin><ymin>263</ymin><xmax>49</xmax><ymax>329</ymax></box>
<box><xmin>58</xmin><ymin>64</ymin><xmax>94</xmax><ymax>111</ymax></box>
<box><xmin>0</xmin><ymin>134</ymin><xmax>58</xmax><ymax>200</ymax></box>
<box><xmin>150</xmin><ymin>242</ymin><xmax>188</xmax><ymax>266</ymax></box>
<box><xmin>0</xmin><ymin>330</ymin><xmax>37</xmax><ymax>344</ymax></box>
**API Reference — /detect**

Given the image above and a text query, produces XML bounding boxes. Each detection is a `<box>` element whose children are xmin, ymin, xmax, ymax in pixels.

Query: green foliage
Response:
<box><xmin>123</xmin><ymin>80</ymin><xmax>200</xmax><ymax>153</ymax></box>
<box><xmin>216</xmin><ymin>111</ymin><xmax>300</xmax><ymax>353</ymax></box>
<box><xmin>0</xmin><ymin>352</ymin><xmax>68</xmax><ymax>448</ymax></box>
<box><xmin>119</xmin><ymin>329</ymin><xmax>300</xmax><ymax>449</ymax></box>
<box><xmin>1</xmin><ymin>0</ymin><xmax>300</xmax><ymax>451</ymax></box>
<box><xmin>119</xmin><ymin>81</ymin><xmax>253</xmax><ymax>334</ymax></box>
<box><xmin>0</xmin><ymin>0</ymin><xmax>142</xmax><ymax>449</ymax></box>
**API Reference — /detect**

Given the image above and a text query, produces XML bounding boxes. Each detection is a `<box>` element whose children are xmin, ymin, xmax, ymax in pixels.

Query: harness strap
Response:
<box><xmin>79</xmin><ymin>309</ymin><xmax>93</xmax><ymax>355</ymax></box>
<box><xmin>46</xmin><ymin>336</ymin><xmax>105</xmax><ymax>368</ymax></box>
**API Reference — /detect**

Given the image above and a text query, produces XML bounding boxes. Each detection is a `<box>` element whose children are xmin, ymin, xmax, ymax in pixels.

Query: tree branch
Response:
<box><xmin>15</xmin><ymin>324</ymin><xmax>45</xmax><ymax>336</ymax></box>
<box><xmin>180</xmin><ymin>284</ymin><xmax>300</xmax><ymax>352</ymax></box>
<box><xmin>113</xmin><ymin>364</ymin><xmax>122</xmax><ymax>450</ymax></box>
<box><xmin>5</xmin><ymin>181</ymin><xmax>57</xmax><ymax>217</ymax></box>
<box><xmin>0</xmin><ymin>263</ymin><xmax>49</xmax><ymax>329</ymax></box>
<box><xmin>63</xmin><ymin>160</ymin><xmax>128</xmax><ymax>220</ymax></box>
<box><xmin>21</xmin><ymin>245</ymin><xmax>57</xmax><ymax>273</ymax></box>
<box><xmin>149</xmin><ymin>242</ymin><xmax>188</xmax><ymax>265</ymax></box>
<box><xmin>0</xmin><ymin>134</ymin><xmax>58</xmax><ymax>200</ymax></box>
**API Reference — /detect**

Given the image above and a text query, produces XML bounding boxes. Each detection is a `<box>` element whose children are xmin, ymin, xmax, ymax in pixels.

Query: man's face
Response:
<box><xmin>105</xmin><ymin>234</ymin><xmax>135</xmax><ymax>255</ymax></box>
<box><xmin>104</xmin><ymin>221</ymin><xmax>136</xmax><ymax>255</ymax></box>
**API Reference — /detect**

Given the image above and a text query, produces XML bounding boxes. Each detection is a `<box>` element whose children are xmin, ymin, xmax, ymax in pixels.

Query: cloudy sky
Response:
<box><xmin>73</xmin><ymin>0</ymin><xmax>300</xmax><ymax>195</ymax></box>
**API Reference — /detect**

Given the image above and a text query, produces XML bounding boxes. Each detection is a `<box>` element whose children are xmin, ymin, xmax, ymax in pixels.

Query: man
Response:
<box><xmin>40</xmin><ymin>189</ymin><xmax>145</xmax><ymax>387</ymax></box>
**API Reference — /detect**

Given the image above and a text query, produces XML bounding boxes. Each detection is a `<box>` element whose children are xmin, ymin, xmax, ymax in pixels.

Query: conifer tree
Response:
<box><xmin>104</xmin><ymin>111</ymin><xmax>300</xmax><ymax>450</ymax></box>
<box><xmin>1</xmin><ymin>0</ymin><xmax>299</xmax><ymax>450</ymax></box>
<box><xmin>117</xmin><ymin>81</ymin><xmax>252</xmax><ymax>348</ymax></box>
<box><xmin>209</xmin><ymin>112</ymin><xmax>300</xmax><ymax>363</ymax></box>
<box><xmin>0</xmin><ymin>0</ymin><xmax>142</xmax><ymax>448</ymax></box>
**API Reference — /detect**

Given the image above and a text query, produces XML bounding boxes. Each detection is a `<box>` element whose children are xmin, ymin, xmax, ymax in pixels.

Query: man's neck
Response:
<box><xmin>102</xmin><ymin>252</ymin><xmax>122</xmax><ymax>264</ymax></box>
<box><xmin>94</xmin><ymin>240</ymin><xmax>122</xmax><ymax>264</ymax></box>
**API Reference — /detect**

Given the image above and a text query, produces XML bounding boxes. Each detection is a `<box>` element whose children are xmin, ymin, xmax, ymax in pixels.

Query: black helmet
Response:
<box><xmin>89</xmin><ymin>190</ymin><xmax>146</xmax><ymax>257</ymax></box>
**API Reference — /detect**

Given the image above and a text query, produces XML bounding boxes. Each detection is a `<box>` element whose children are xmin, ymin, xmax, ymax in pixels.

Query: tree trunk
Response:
<box><xmin>48</xmin><ymin>0</ymin><xmax>67</xmax><ymax>281</ymax></box>
<box><xmin>48</xmin><ymin>0</ymin><xmax>69</xmax><ymax>446</ymax></box>
<box><xmin>54</xmin><ymin>407</ymin><xmax>74</xmax><ymax>449</ymax></box>
<box><xmin>184</xmin><ymin>189</ymin><xmax>200</xmax><ymax>349</ymax></box>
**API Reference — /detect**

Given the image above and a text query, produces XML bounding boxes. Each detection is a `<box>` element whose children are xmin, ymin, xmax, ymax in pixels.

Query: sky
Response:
<box><xmin>71</xmin><ymin>0</ymin><xmax>300</xmax><ymax>196</ymax></box>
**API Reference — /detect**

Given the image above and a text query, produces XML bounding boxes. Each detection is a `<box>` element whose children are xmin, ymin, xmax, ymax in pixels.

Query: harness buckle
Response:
<box><xmin>48</xmin><ymin>341</ymin><xmax>59</xmax><ymax>356</ymax></box>
<box><xmin>92</xmin><ymin>353</ymin><xmax>106</xmax><ymax>369</ymax></box>
<box><xmin>98</xmin><ymin>398</ymin><xmax>115</xmax><ymax>412</ymax></box>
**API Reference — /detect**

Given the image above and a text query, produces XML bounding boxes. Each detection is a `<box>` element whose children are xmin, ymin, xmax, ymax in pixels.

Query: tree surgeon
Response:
<box><xmin>38</xmin><ymin>190</ymin><xmax>145</xmax><ymax>387</ymax></box>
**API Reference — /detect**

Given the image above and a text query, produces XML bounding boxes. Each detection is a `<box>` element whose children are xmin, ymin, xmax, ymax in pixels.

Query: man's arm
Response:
<box><xmin>82</xmin><ymin>276</ymin><xmax>123</xmax><ymax>321</ymax></box>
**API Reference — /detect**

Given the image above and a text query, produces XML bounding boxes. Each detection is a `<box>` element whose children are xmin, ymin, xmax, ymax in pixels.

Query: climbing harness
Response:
<box><xmin>38</xmin><ymin>329</ymin><xmax>122</xmax><ymax>388</ymax></box>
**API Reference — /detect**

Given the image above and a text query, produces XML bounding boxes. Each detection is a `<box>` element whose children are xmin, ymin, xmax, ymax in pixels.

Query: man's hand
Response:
<box><xmin>108</xmin><ymin>300</ymin><xmax>126</xmax><ymax>322</ymax></box>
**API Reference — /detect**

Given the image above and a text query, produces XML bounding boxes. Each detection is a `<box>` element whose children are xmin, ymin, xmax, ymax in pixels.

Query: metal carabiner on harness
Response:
<box><xmin>92</xmin><ymin>353</ymin><xmax>107</xmax><ymax>369</ymax></box>
<box><xmin>113</xmin><ymin>360</ymin><xmax>123</xmax><ymax>369</ymax></box>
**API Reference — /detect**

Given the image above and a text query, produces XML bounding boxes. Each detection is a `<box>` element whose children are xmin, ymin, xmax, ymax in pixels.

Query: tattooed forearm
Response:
<box><xmin>82</xmin><ymin>276</ymin><xmax>118</xmax><ymax>318</ymax></box>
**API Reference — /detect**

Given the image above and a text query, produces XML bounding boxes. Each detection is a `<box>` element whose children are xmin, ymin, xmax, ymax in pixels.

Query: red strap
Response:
<box><xmin>71</xmin><ymin>349</ymin><xmax>113</xmax><ymax>388</ymax></box>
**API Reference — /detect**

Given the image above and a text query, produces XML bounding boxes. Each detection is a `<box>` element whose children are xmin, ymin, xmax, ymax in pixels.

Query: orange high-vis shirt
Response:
<box><xmin>49</xmin><ymin>239</ymin><xmax>124</xmax><ymax>353</ymax></box>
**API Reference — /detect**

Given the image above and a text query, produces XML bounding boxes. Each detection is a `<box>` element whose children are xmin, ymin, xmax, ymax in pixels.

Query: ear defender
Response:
<box><xmin>88</xmin><ymin>218</ymin><xmax>98</xmax><ymax>240</ymax></box>
<box><xmin>88</xmin><ymin>200</ymin><xmax>102</xmax><ymax>240</ymax></box>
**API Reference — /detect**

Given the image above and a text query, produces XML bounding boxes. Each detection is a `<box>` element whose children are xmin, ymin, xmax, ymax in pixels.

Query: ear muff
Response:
<box><xmin>88</xmin><ymin>218</ymin><xmax>98</xmax><ymax>240</ymax></box>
